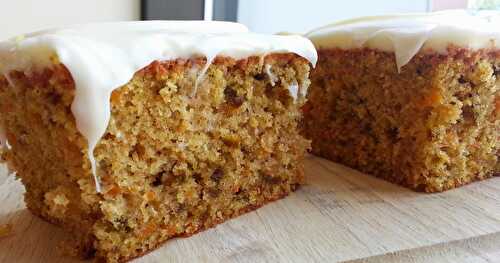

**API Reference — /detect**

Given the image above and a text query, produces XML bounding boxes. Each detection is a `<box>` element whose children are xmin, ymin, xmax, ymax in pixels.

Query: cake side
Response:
<box><xmin>0</xmin><ymin>53</ymin><xmax>311</xmax><ymax>262</ymax></box>
<box><xmin>0</xmin><ymin>64</ymin><xmax>99</xmax><ymax>255</ymax></box>
<box><xmin>303</xmin><ymin>47</ymin><xmax>499</xmax><ymax>192</ymax></box>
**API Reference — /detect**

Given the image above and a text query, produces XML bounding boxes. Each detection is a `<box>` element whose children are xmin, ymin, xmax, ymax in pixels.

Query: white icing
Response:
<box><xmin>264</xmin><ymin>64</ymin><xmax>278</xmax><ymax>86</ymax></box>
<box><xmin>0</xmin><ymin>126</ymin><xmax>14</xmax><ymax>176</ymax></box>
<box><xmin>0</xmin><ymin>74</ymin><xmax>14</xmax><ymax>150</ymax></box>
<box><xmin>299</xmin><ymin>82</ymin><xmax>308</xmax><ymax>99</ymax></box>
<box><xmin>0</xmin><ymin>21</ymin><xmax>317</xmax><ymax>192</ymax></box>
<box><xmin>306</xmin><ymin>10</ymin><xmax>500</xmax><ymax>70</ymax></box>
<box><xmin>193</xmin><ymin>55</ymin><xmax>215</xmax><ymax>97</ymax></box>
<box><xmin>288</xmin><ymin>81</ymin><xmax>299</xmax><ymax>101</ymax></box>
<box><xmin>288</xmin><ymin>80</ymin><xmax>308</xmax><ymax>102</ymax></box>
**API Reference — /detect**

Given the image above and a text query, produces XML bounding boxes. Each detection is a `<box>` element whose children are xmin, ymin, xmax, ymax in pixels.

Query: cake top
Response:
<box><xmin>0</xmin><ymin>21</ymin><xmax>317</xmax><ymax>192</ymax></box>
<box><xmin>306</xmin><ymin>10</ymin><xmax>500</xmax><ymax>69</ymax></box>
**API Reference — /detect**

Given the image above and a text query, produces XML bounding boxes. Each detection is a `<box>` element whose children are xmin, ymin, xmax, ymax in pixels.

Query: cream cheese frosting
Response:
<box><xmin>0</xmin><ymin>21</ymin><xmax>317</xmax><ymax>192</ymax></box>
<box><xmin>306</xmin><ymin>10</ymin><xmax>500</xmax><ymax>70</ymax></box>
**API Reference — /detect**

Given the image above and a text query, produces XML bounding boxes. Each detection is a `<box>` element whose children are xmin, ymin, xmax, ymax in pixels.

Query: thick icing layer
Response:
<box><xmin>306</xmin><ymin>10</ymin><xmax>500</xmax><ymax>70</ymax></box>
<box><xmin>0</xmin><ymin>21</ymin><xmax>317</xmax><ymax>192</ymax></box>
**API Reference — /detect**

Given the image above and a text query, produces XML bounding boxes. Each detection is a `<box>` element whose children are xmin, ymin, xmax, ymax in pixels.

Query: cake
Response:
<box><xmin>0</xmin><ymin>21</ymin><xmax>317</xmax><ymax>262</ymax></box>
<box><xmin>0</xmin><ymin>224</ymin><xmax>12</xmax><ymax>238</ymax></box>
<box><xmin>304</xmin><ymin>11</ymin><xmax>499</xmax><ymax>192</ymax></box>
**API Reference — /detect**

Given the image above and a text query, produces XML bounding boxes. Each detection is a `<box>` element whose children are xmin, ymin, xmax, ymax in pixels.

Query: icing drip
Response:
<box><xmin>288</xmin><ymin>81</ymin><xmax>299</xmax><ymax>101</ymax></box>
<box><xmin>306</xmin><ymin>10</ymin><xmax>500</xmax><ymax>70</ymax></box>
<box><xmin>0</xmin><ymin>73</ymin><xmax>15</xmax><ymax>176</ymax></box>
<box><xmin>288</xmin><ymin>80</ymin><xmax>308</xmax><ymax>102</ymax></box>
<box><xmin>299</xmin><ymin>80</ymin><xmax>308</xmax><ymax>99</ymax></box>
<box><xmin>192</xmin><ymin>54</ymin><xmax>215</xmax><ymax>97</ymax></box>
<box><xmin>0</xmin><ymin>21</ymin><xmax>318</xmax><ymax>192</ymax></box>
<box><xmin>0</xmin><ymin>73</ymin><xmax>14</xmax><ymax>149</ymax></box>
<box><xmin>265</xmin><ymin>64</ymin><xmax>278</xmax><ymax>86</ymax></box>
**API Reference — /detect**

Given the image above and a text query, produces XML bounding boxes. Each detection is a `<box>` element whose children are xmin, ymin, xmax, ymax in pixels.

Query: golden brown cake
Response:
<box><xmin>0</xmin><ymin>21</ymin><xmax>316</xmax><ymax>262</ymax></box>
<box><xmin>0</xmin><ymin>224</ymin><xmax>12</xmax><ymax>238</ymax></box>
<box><xmin>304</xmin><ymin>11</ymin><xmax>499</xmax><ymax>192</ymax></box>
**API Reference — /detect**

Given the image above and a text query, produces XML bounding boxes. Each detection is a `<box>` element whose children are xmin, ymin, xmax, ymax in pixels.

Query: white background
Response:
<box><xmin>0</xmin><ymin>0</ymin><xmax>139</xmax><ymax>40</ymax></box>
<box><xmin>0</xmin><ymin>0</ymin><xmax>469</xmax><ymax>40</ymax></box>
<box><xmin>237</xmin><ymin>0</ymin><xmax>430</xmax><ymax>34</ymax></box>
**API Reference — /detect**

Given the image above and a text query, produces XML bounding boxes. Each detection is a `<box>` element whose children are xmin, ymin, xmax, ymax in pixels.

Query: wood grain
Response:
<box><xmin>0</xmin><ymin>156</ymin><xmax>499</xmax><ymax>263</ymax></box>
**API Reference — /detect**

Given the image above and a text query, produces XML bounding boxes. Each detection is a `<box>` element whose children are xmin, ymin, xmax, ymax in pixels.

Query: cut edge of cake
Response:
<box><xmin>0</xmin><ymin>53</ymin><xmax>312</xmax><ymax>262</ymax></box>
<box><xmin>304</xmin><ymin>11</ymin><xmax>499</xmax><ymax>192</ymax></box>
<box><xmin>0</xmin><ymin>21</ymin><xmax>317</xmax><ymax>262</ymax></box>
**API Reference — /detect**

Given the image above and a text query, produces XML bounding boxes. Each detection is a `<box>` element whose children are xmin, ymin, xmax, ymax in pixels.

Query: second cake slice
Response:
<box><xmin>304</xmin><ymin>11</ymin><xmax>499</xmax><ymax>192</ymax></box>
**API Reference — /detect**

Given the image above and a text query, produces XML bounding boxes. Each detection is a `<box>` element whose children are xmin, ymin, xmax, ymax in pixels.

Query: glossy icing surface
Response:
<box><xmin>306</xmin><ymin>10</ymin><xmax>500</xmax><ymax>69</ymax></box>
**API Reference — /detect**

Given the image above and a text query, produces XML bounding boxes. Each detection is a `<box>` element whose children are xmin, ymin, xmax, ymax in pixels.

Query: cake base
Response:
<box><xmin>30</xmin><ymin>185</ymin><xmax>298</xmax><ymax>262</ymax></box>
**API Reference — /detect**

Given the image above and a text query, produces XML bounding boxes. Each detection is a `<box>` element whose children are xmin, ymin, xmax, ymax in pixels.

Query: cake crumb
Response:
<box><xmin>0</xmin><ymin>224</ymin><xmax>13</xmax><ymax>238</ymax></box>
<box><xmin>303</xmin><ymin>47</ymin><xmax>499</xmax><ymax>192</ymax></box>
<box><xmin>0</xmin><ymin>53</ymin><xmax>311</xmax><ymax>262</ymax></box>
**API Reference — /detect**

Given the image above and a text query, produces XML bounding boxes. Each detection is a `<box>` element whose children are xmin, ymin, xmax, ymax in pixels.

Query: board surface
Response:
<box><xmin>1</xmin><ymin>156</ymin><xmax>499</xmax><ymax>263</ymax></box>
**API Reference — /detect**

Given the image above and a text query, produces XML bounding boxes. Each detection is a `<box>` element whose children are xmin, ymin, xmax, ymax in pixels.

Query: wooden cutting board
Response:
<box><xmin>1</xmin><ymin>155</ymin><xmax>499</xmax><ymax>263</ymax></box>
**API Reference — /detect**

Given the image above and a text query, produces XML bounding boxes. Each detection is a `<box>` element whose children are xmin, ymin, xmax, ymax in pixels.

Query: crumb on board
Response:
<box><xmin>0</xmin><ymin>224</ymin><xmax>13</xmax><ymax>238</ymax></box>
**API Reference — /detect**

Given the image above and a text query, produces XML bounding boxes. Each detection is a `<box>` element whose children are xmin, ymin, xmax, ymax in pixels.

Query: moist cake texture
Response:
<box><xmin>0</xmin><ymin>21</ymin><xmax>316</xmax><ymax>262</ymax></box>
<box><xmin>304</xmin><ymin>11</ymin><xmax>499</xmax><ymax>192</ymax></box>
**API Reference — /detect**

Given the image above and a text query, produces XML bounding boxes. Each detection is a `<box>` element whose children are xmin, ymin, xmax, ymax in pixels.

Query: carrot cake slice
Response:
<box><xmin>304</xmin><ymin>11</ymin><xmax>499</xmax><ymax>192</ymax></box>
<box><xmin>0</xmin><ymin>21</ymin><xmax>317</xmax><ymax>262</ymax></box>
